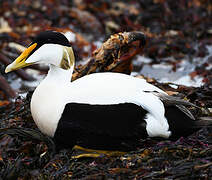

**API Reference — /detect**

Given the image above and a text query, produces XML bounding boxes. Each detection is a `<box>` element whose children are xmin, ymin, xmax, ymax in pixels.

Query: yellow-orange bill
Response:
<box><xmin>5</xmin><ymin>43</ymin><xmax>37</xmax><ymax>73</ymax></box>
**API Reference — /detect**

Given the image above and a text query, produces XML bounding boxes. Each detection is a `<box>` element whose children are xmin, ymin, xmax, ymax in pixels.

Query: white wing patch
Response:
<box><xmin>133</xmin><ymin>91</ymin><xmax>171</xmax><ymax>138</ymax></box>
<box><xmin>145</xmin><ymin>113</ymin><xmax>171</xmax><ymax>138</ymax></box>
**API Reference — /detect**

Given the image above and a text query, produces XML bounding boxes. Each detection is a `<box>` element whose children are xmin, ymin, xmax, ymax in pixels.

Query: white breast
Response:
<box><xmin>31</xmin><ymin>80</ymin><xmax>66</xmax><ymax>137</ymax></box>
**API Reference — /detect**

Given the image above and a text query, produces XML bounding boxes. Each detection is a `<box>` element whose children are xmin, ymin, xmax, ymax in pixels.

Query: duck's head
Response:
<box><xmin>5</xmin><ymin>31</ymin><xmax>75</xmax><ymax>73</ymax></box>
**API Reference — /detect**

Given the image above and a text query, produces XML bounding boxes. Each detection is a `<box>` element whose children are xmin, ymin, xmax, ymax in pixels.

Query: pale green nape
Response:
<box><xmin>60</xmin><ymin>47</ymin><xmax>75</xmax><ymax>70</ymax></box>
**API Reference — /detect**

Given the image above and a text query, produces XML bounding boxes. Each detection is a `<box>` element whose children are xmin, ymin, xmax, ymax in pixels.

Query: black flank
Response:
<box><xmin>54</xmin><ymin>103</ymin><xmax>148</xmax><ymax>151</ymax></box>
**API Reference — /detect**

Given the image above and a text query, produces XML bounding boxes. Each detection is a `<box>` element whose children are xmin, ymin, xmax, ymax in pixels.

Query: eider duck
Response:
<box><xmin>5</xmin><ymin>31</ymin><xmax>203</xmax><ymax>151</ymax></box>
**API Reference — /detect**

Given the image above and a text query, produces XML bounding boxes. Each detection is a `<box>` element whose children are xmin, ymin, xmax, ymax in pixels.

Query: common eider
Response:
<box><xmin>5</xmin><ymin>31</ymin><xmax>204</xmax><ymax>151</ymax></box>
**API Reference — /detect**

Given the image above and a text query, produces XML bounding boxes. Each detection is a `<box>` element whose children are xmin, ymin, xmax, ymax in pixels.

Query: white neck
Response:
<box><xmin>44</xmin><ymin>64</ymin><xmax>74</xmax><ymax>84</ymax></box>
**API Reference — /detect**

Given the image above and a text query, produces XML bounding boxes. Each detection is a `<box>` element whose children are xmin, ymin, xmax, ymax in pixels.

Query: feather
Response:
<box><xmin>144</xmin><ymin>91</ymin><xmax>200</xmax><ymax>120</ymax></box>
<box><xmin>149</xmin><ymin>91</ymin><xmax>198</xmax><ymax>108</ymax></box>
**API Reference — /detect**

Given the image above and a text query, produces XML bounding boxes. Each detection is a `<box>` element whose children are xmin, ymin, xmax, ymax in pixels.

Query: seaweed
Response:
<box><xmin>0</xmin><ymin>0</ymin><xmax>212</xmax><ymax>179</ymax></box>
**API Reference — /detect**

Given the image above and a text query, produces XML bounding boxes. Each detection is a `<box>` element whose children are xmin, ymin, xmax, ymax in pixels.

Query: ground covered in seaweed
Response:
<box><xmin>0</xmin><ymin>0</ymin><xmax>212</xmax><ymax>179</ymax></box>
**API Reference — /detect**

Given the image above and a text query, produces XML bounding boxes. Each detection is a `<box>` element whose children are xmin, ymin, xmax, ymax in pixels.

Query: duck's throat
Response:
<box><xmin>45</xmin><ymin>64</ymin><xmax>74</xmax><ymax>83</ymax></box>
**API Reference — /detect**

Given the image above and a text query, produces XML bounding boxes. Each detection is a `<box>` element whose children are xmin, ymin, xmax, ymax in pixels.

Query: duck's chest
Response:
<box><xmin>31</xmin><ymin>83</ymin><xmax>66</xmax><ymax>137</ymax></box>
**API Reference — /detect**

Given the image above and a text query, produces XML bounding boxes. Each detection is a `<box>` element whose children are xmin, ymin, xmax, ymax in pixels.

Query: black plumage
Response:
<box><xmin>54</xmin><ymin>103</ymin><xmax>148</xmax><ymax>151</ymax></box>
